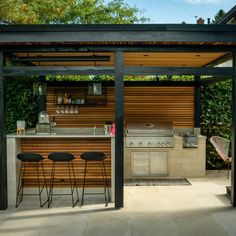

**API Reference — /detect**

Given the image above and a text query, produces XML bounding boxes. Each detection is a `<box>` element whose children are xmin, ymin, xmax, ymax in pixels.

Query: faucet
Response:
<box><xmin>93</xmin><ymin>124</ymin><xmax>96</xmax><ymax>135</ymax></box>
<box><xmin>50</xmin><ymin>117</ymin><xmax>56</xmax><ymax>133</ymax></box>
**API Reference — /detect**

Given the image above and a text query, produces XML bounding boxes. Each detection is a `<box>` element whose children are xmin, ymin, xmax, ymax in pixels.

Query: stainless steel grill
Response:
<box><xmin>125</xmin><ymin>121</ymin><xmax>175</xmax><ymax>148</ymax></box>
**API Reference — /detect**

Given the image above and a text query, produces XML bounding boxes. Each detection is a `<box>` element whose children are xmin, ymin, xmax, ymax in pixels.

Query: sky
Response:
<box><xmin>105</xmin><ymin>0</ymin><xmax>236</xmax><ymax>23</ymax></box>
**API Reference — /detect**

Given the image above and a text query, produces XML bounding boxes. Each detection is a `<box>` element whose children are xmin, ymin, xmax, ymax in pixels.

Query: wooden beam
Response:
<box><xmin>3</xmin><ymin>45</ymin><xmax>236</xmax><ymax>53</ymax></box>
<box><xmin>0</xmin><ymin>24</ymin><xmax>236</xmax><ymax>44</ymax></box>
<box><xmin>115</xmin><ymin>50</ymin><xmax>124</xmax><ymax>209</ymax></box>
<box><xmin>124</xmin><ymin>66</ymin><xmax>234</xmax><ymax>76</ymax></box>
<box><xmin>3</xmin><ymin>66</ymin><xmax>234</xmax><ymax>77</ymax></box>
<box><xmin>3</xmin><ymin>66</ymin><xmax>115</xmax><ymax>76</ymax></box>
<box><xmin>200</xmin><ymin>75</ymin><xmax>232</xmax><ymax>86</ymax></box>
<box><xmin>0</xmin><ymin>51</ymin><xmax>7</xmax><ymax>210</ymax></box>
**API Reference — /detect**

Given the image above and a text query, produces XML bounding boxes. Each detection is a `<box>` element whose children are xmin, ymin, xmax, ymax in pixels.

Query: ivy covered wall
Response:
<box><xmin>201</xmin><ymin>80</ymin><xmax>232</xmax><ymax>169</ymax></box>
<box><xmin>6</xmin><ymin>78</ymin><xmax>39</xmax><ymax>133</ymax></box>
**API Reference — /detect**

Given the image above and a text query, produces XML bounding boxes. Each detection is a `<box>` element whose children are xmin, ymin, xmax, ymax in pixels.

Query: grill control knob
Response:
<box><xmin>157</xmin><ymin>142</ymin><xmax>161</xmax><ymax>147</ymax></box>
<box><xmin>130</xmin><ymin>142</ymin><xmax>134</xmax><ymax>147</ymax></box>
<box><xmin>148</xmin><ymin>142</ymin><xmax>152</xmax><ymax>147</ymax></box>
<box><xmin>162</xmin><ymin>142</ymin><xmax>166</xmax><ymax>147</ymax></box>
<box><xmin>139</xmin><ymin>142</ymin><xmax>143</xmax><ymax>147</ymax></box>
<box><xmin>166</xmin><ymin>142</ymin><xmax>170</xmax><ymax>147</ymax></box>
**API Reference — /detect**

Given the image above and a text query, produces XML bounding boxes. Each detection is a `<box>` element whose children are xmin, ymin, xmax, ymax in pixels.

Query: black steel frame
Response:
<box><xmin>0</xmin><ymin>51</ymin><xmax>7</xmax><ymax>210</ymax></box>
<box><xmin>0</xmin><ymin>24</ymin><xmax>236</xmax><ymax>210</ymax></box>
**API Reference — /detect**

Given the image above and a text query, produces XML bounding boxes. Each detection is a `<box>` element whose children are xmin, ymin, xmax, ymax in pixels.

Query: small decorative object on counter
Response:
<box><xmin>16</xmin><ymin>120</ymin><xmax>25</xmax><ymax>135</ymax></box>
<box><xmin>36</xmin><ymin>111</ymin><xmax>51</xmax><ymax>134</ymax></box>
<box><xmin>111</xmin><ymin>123</ymin><xmax>116</xmax><ymax>136</ymax></box>
<box><xmin>104</xmin><ymin>121</ymin><xmax>112</xmax><ymax>134</ymax></box>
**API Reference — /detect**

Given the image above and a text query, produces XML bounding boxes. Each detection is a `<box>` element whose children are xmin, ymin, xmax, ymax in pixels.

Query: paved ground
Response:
<box><xmin>0</xmin><ymin>171</ymin><xmax>235</xmax><ymax>236</ymax></box>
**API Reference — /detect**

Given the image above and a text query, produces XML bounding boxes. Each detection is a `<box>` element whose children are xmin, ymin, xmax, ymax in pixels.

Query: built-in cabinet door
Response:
<box><xmin>149</xmin><ymin>152</ymin><xmax>168</xmax><ymax>175</ymax></box>
<box><xmin>132</xmin><ymin>152</ymin><xmax>149</xmax><ymax>176</ymax></box>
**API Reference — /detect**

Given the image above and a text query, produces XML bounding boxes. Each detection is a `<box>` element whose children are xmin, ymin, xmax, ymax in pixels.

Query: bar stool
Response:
<box><xmin>80</xmin><ymin>152</ymin><xmax>111</xmax><ymax>206</ymax></box>
<box><xmin>16</xmin><ymin>152</ymin><xmax>48</xmax><ymax>208</ymax></box>
<box><xmin>48</xmin><ymin>152</ymin><xmax>79</xmax><ymax>207</ymax></box>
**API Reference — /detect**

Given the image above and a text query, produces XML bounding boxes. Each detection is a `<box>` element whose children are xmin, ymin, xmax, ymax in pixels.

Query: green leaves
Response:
<box><xmin>201</xmin><ymin>80</ymin><xmax>232</xmax><ymax>169</ymax></box>
<box><xmin>6</xmin><ymin>79</ymin><xmax>38</xmax><ymax>133</ymax></box>
<box><xmin>0</xmin><ymin>0</ymin><xmax>149</xmax><ymax>24</ymax></box>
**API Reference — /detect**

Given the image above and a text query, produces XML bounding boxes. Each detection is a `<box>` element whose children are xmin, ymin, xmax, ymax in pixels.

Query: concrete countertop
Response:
<box><xmin>7</xmin><ymin>127</ymin><xmax>114</xmax><ymax>138</ymax></box>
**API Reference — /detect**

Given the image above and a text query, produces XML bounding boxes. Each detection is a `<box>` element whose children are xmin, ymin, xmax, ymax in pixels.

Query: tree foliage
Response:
<box><xmin>0</xmin><ymin>0</ymin><xmax>149</xmax><ymax>24</ymax></box>
<box><xmin>211</xmin><ymin>9</ymin><xmax>225</xmax><ymax>24</ymax></box>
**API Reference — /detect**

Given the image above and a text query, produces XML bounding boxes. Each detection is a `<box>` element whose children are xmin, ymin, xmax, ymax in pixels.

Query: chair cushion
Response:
<box><xmin>48</xmin><ymin>152</ymin><xmax>75</xmax><ymax>162</ymax></box>
<box><xmin>17</xmin><ymin>153</ymin><xmax>44</xmax><ymax>162</ymax></box>
<box><xmin>80</xmin><ymin>152</ymin><xmax>106</xmax><ymax>161</ymax></box>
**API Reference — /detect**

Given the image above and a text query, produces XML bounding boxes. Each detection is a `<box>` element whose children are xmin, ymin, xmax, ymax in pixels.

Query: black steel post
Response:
<box><xmin>114</xmin><ymin>50</ymin><xmax>124</xmax><ymax>209</ymax></box>
<box><xmin>232</xmin><ymin>53</ymin><xmax>236</xmax><ymax>206</ymax></box>
<box><xmin>0</xmin><ymin>51</ymin><xmax>7</xmax><ymax>210</ymax></box>
<box><xmin>194</xmin><ymin>76</ymin><xmax>201</xmax><ymax>128</ymax></box>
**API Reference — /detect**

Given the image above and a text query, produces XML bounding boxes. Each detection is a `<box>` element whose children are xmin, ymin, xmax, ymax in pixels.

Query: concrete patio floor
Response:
<box><xmin>0</xmin><ymin>171</ymin><xmax>235</xmax><ymax>236</ymax></box>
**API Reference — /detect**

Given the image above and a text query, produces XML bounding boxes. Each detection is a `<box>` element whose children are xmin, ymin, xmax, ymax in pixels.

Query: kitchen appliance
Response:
<box><xmin>36</xmin><ymin>111</ymin><xmax>51</xmax><ymax>134</ymax></box>
<box><xmin>183</xmin><ymin>134</ymin><xmax>198</xmax><ymax>148</ymax></box>
<box><xmin>125</xmin><ymin>121</ymin><xmax>174</xmax><ymax>178</ymax></box>
<box><xmin>125</xmin><ymin>121</ymin><xmax>174</xmax><ymax>148</ymax></box>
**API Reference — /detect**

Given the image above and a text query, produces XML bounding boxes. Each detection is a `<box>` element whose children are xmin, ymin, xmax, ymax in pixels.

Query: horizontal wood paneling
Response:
<box><xmin>16</xmin><ymin>52</ymin><xmax>226</xmax><ymax>67</ymax></box>
<box><xmin>21</xmin><ymin>138</ymin><xmax>111</xmax><ymax>187</ymax></box>
<box><xmin>47</xmin><ymin>86</ymin><xmax>194</xmax><ymax>128</ymax></box>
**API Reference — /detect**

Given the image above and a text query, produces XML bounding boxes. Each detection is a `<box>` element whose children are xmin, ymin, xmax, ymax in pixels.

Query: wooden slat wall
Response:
<box><xmin>47</xmin><ymin>86</ymin><xmax>194</xmax><ymax>128</ymax></box>
<box><xmin>21</xmin><ymin>138</ymin><xmax>111</xmax><ymax>187</ymax></box>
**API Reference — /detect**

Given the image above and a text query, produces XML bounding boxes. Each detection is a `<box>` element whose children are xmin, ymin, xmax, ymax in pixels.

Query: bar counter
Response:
<box><xmin>7</xmin><ymin>128</ymin><xmax>115</xmax><ymax>206</ymax></box>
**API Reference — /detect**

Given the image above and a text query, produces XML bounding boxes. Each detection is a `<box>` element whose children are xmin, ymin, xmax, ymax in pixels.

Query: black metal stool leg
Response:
<box><xmin>16</xmin><ymin>162</ymin><xmax>24</xmax><ymax>208</ymax></box>
<box><xmin>81</xmin><ymin>160</ymin><xmax>87</xmax><ymax>206</ymax></box>
<box><xmin>102</xmin><ymin>160</ymin><xmax>111</xmax><ymax>202</ymax></box>
<box><xmin>101</xmin><ymin>161</ymin><xmax>108</xmax><ymax>206</ymax></box>
<box><xmin>48</xmin><ymin>162</ymin><xmax>56</xmax><ymax>207</ymax></box>
<box><xmin>36</xmin><ymin>161</ymin><xmax>43</xmax><ymax>207</ymax></box>
<box><xmin>68</xmin><ymin>161</ymin><xmax>76</xmax><ymax>207</ymax></box>
<box><xmin>71</xmin><ymin>161</ymin><xmax>79</xmax><ymax>205</ymax></box>
<box><xmin>41</xmin><ymin>160</ymin><xmax>49</xmax><ymax>204</ymax></box>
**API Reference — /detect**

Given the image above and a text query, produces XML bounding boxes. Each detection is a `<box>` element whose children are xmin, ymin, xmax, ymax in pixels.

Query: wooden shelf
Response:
<box><xmin>54</xmin><ymin>86</ymin><xmax>106</xmax><ymax>106</ymax></box>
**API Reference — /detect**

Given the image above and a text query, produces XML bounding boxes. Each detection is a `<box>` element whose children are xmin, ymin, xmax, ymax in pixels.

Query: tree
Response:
<box><xmin>0</xmin><ymin>0</ymin><xmax>149</xmax><ymax>24</ymax></box>
<box><xmin>211</xmin><ymin>9</ymin><xmax>225</xmax><ymax>24</ymax></box>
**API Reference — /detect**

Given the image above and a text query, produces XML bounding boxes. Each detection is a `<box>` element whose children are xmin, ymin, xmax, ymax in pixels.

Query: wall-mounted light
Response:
<box><xmin>33</xmin><ymin>82</ymin><xmax>47</xmax><ymax>96</ymax></box>
<box><xmin>88</xmin><ymin>81</ymin><xmax>102</xmax><ymax>95</ymax></box>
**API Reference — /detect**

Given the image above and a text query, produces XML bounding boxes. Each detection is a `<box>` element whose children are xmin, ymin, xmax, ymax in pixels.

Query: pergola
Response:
<box><xmin>0</xmin><ymin>24</ymin><xmax>236</xmax><ymax>210</ymax></box>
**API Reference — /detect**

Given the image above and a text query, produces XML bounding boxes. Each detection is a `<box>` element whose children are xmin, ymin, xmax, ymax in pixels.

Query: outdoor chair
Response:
<box><xmin>80</xmin><ymin>152</ymin><xmax>111</xmax><ymax>206</ymax></box>
<box><xmin>210</xmin><ymin>136</ymin><xmax>231</xmax><ymax>179</ymax></box>
<box><xmin>47</xmin><ymin>152</ymin><xmax>79</xmax><ymax>207</ymax></box>
<box><xmin>16</xmin><ymin>152</ymin><xmax>48</xmax><ymax>208</ymax></box>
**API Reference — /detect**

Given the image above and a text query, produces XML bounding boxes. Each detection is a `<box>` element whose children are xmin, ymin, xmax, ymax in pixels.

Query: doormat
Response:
<box><xmin>124</xmin><ymin>178</ymin><xmax>191</xmax><ymax>186</ymax></box>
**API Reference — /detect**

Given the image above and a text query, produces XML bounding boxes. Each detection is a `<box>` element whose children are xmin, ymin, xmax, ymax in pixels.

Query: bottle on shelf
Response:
<box><xmin>64</xmin><ymin>93</ymin><xmax>68</xmax><ymax>104</ymax></box>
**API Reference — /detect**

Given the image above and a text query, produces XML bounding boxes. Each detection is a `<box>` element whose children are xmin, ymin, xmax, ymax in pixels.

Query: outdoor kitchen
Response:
<box><xmin>125</xmin><ymin>121</ymin><xmax>205</xmax><ymax>179</ymax></box>
<box><xmin>6</xmin><ymin>83</ymin><xmax>206</xmax><ymax>206</ymax></box>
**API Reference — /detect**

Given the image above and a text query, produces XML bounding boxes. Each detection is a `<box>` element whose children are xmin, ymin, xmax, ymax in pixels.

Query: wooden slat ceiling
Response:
<box><xmin>14</xmin><ymin>52</ymin><xmax>227</xmax><ymax>67</ymax></box>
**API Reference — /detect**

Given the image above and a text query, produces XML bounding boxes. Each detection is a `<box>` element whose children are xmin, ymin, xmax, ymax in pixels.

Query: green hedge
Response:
<box><xmin>6</xmin><ymin>78</ymin><xmax>39</xmax><ymax>133</ymax></box>
<box><xmin>201</xmin><ymin>80</ymin><xmax>232</xmax><ymax>169</ymax></box>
